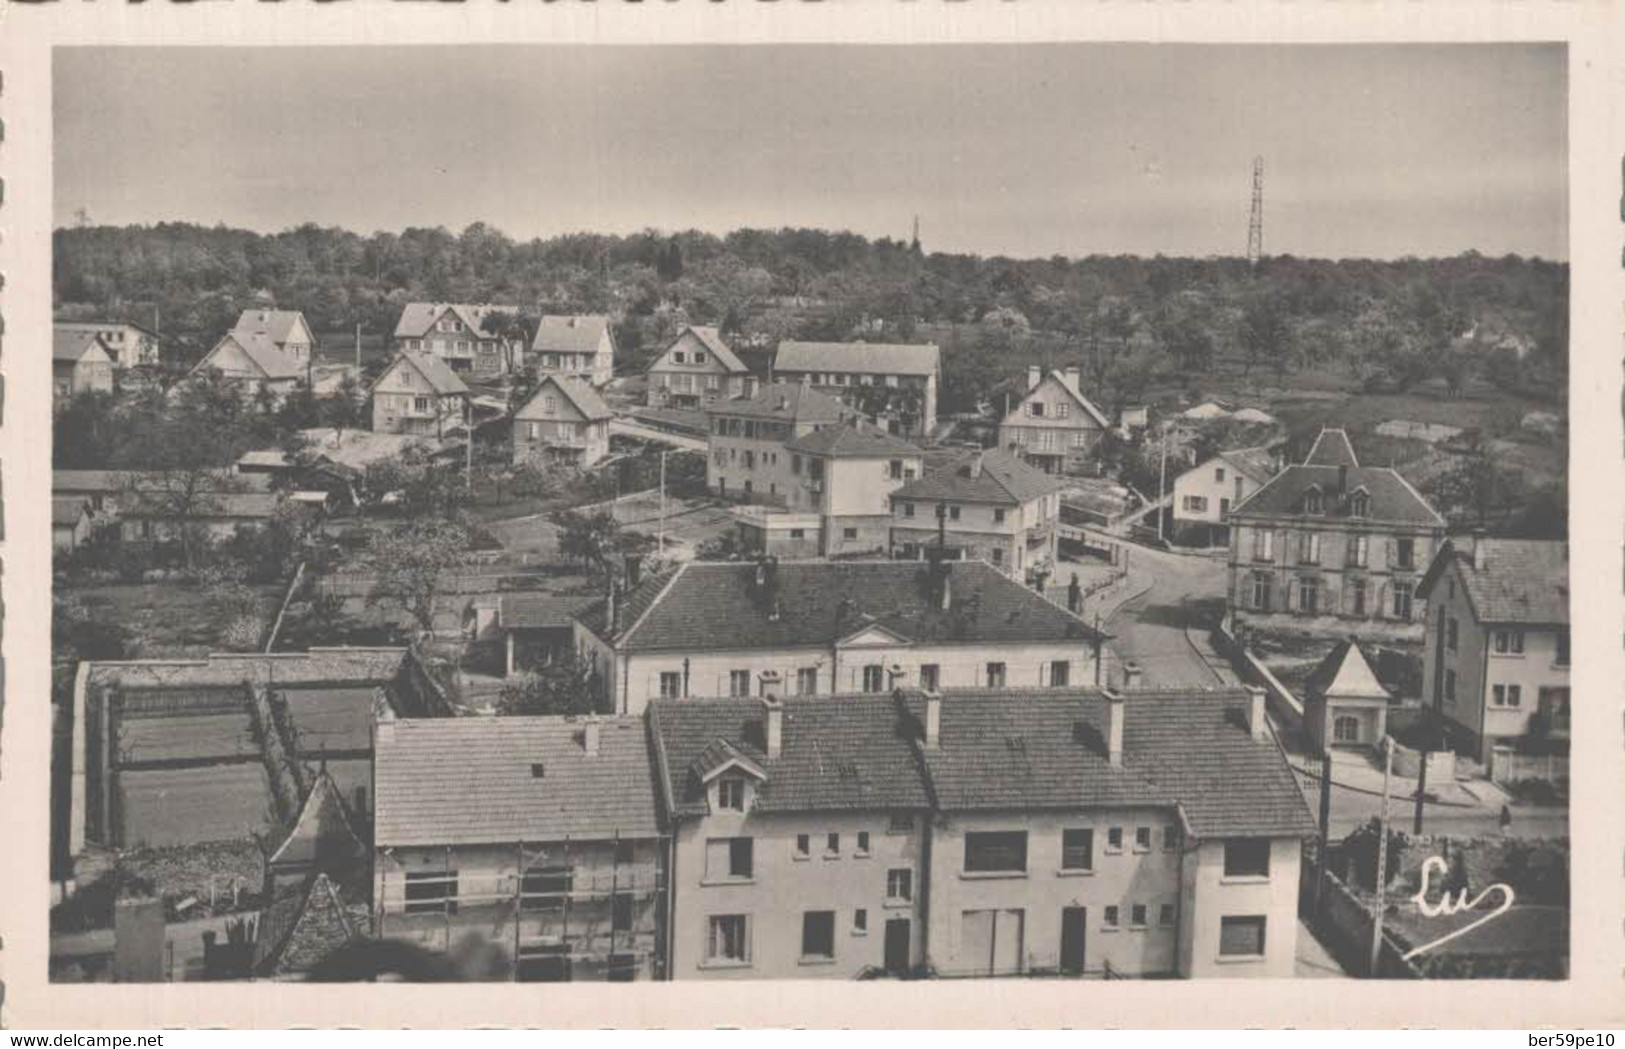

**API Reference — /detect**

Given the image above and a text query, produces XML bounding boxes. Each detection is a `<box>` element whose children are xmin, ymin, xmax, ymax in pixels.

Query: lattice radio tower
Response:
<box><xmin>1246</xmin><ymin>156</ymin><xmax>1265</xmax><ymax>267</ymax></box>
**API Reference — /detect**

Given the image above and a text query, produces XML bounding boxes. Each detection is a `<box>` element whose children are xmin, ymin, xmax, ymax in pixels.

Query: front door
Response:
<box><xmin>884</xmin><ymin>918</ymin><xmax>911</xmax><ymax>975</ymax></box>
<box><xmin>1059</xmin><ymin>907</ymin><xmax>1087</xmax><ymax>975</ymax></box>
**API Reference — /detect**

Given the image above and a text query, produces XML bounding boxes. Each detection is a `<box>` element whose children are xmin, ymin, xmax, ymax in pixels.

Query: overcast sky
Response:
<box><xmin>53</xmin><ymin>44</ymin><xmax>1567</xmax><ymax>261</ymax></box>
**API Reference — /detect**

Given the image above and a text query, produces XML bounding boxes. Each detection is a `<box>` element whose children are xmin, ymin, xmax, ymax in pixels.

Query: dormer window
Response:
<box><xmin>718</xmin><ymin>777</ymin><xmax>747</xmax><ymax>811</ymax></box>
<box><xmin>1303</xmin><ymin>487</ymin><xmax>1324</xmax><ymax>515</ymax></box>
<box><xmin>1349</xmin><ymin>490</ymin><xmax>1370</xmax><ymax>518</ymax></box>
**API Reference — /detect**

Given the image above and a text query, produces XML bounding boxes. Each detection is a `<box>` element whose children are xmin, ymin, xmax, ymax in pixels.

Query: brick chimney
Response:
<box><xmin>1062</xmin><ymin>366</ymin><xmax>1081</xmax><ymax>393</ymax></box>
<box><xmin>966</xmin><ymin>452</ymin><xmax>984</xmax><ymax>479</ymax></box>
<box><xmin>762</xmin><ymin>695</ymin><xmax>784</xmax><ymax>759</ymax></box>
<box><xmin>1121</xmin><ymin>661</ymin><xmax>1143</xmax><ymax>691</ymax></box>
<box><xmin>1338</xmin><ymin>464</ymin><xmax>1349</xmax><ymax>494</ymax></box>
<box><xmin>1027</xmin><ymin>364</ymin><xmax>1042</xmax><ymax>391</ymax></box>
<box><xmin>1103</xmin><ymin>688</ymin><xmax>1125</xmax><ymax>766</ymax></box>
<box><xmin>923</xmin><ymin>690</ymin><xmax>942</xmax><ymax>750</ymax></box>
<box><xmin>1469</xmin><ymin>529</ymin><xmax>1486</xmax><ymax>571</ymax></box>
<box><xmin>1246</xmin><ymin>686</ymin><xmax>1268</xmax><ymax>741</ymax></box>
<box><xmin>582</xmin><ymin>716</ymin><xmax>601</xmax><ymax>757</ymax></box>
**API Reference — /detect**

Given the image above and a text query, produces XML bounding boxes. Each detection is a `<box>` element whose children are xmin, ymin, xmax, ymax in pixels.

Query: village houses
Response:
<box><xmin>53</xmin><ymin>329</ymin><xmax>116</xmax><ymax>406</ymax></box>
<box><xmin>1417</xmin><ymin>536</ymin><xmax>1570</xmax><ymax>765</ymax></box>
<box><xmin>888</xmin><ymin>448</ymin><xmax>1063</xmax><ymax>583</ymax></box>
<box><xmin>190</xmin><ymin>317</ymin><xmax>308</xmax><ymax>402</ymax></box>
<box><xmin>232</xmin><ymin>309</ymin><xmax>315</xmax><ymax>365</ymax></box>
<box><xmin>572</xmin><ymin>558</ymin><xmax>1104</xmax><ymax>716</ymax></box>
<box><xmin>1226</xmin><ymin>429</ymin><xmax>1446</xmax><ymax>642</ymax></box>
<box><xmin>772</xmin><ymin>340</ymin><xmax>941</xmax><ymax>439</ymax></box>
<box><xmin>54</xmin><ymin>320</ymin><xmax>162</xmax><ymax>370</ymax></box>
<box><xmin>532</xmin><ymin>314</ymin><xmax>616</xmax><ymax>388</ymax></box>
<box><xmin>650</xmin><ymin>693</ymin><xmax>932</xmax><ymax>979</ymax></box>
<box><xmin>372</xmin><ymin>716</ymin><xmax>667</xmax><ymax>982</ymax></box>
<box><xmin>646</xmin><ymin>326</ymin><xmax>754</xmax><ymax>410</ymax></box>
<box><xmin>391</xmin><ymin>302</ymin><xmax>525</xmax><ymax>377</ymax></box>
<box><xmin>53</xmin><ymin>497</ymin><xmax>94</xmax><ymax>553</ymax></box>
<box><xmin>1170</xmin><ymin>447</ymin><xmax>1278</xmax><ymax>547</ymax></box>
<box><xmin>1301</xmin><ymin>637</ymin><xmax>1394</xmax><ymax>753</ymax></box>
<box><xmin>513</xmin><ymin>375</ymin><xmax>614</xmax><ymax>468</ymax></box>
<box><xmin>997</xmin><ymin>367</ymin><xmax>1112</xmax><ymax>475</ymax></box>
<box><xmin>370</xmin><ymin>349</ymin><xmax>470</xmax><ymax>438</ymax></box>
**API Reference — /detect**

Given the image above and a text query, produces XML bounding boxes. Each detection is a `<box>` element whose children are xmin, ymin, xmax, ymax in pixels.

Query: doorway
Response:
<box><xmin>1059</xmin><ymin>906</ymin><xmax>1087</xmax><ymax>975</ymax></box>
<box><xmin>883</xmin><ymin>918</ymin><xmax>911</xmax><ymax>975</ymax></box>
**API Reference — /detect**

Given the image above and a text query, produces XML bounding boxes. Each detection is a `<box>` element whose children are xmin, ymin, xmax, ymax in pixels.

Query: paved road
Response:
<box><xmin>1092</xmin><ymin>543</ymin><xmax>1231</xmax><ymax>688</ymax></box>
<box><xmin>1290</xmin><ymin>763</ymin><xmax>1569</xmax><ymax>840</ymax></box>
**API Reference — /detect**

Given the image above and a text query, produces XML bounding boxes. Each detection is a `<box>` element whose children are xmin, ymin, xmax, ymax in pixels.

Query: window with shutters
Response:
<box><xmin>985</xmin><ymin>662</ymin><xmax>1007</xmax><ymax>688</ymax></box>
<box><xmin>1061</xmin><ymin>829</ymin><xmax>1093</xmax><ymax>871</ymax></box>
<box><xmin>1349</xmin><ymin>578</ymin><xmax>1367</xmax><ymax>616</ymax></box>
<box><xmin>1297</xmin><ymin>576</ymin><xmax>1319</xmax><ymax>615</ymax></box>
<box><xmin>728</xmin><ymin>669</ymin><xmax>751</xmax><ymax>697</ymax></box>
<box><xmin>658</xmin><ymin>672</ymin><xmax>681</xmax><ymax>698</ymax></box>
<box><xmin>861</xmin><ymin>664</ymin><xmax>885</xmax><ymax>693</ymax></box>
<box><xmin>1347</xmin><ymin>534</ymin><xmax>1369</xmax><ymax>567</ymax></box>
<box><xmin>1219</xmin><ymin>916</ymin><xmax>1266</xmax><ymax>957</ymax></box>
<box><xmin>705</xmin><ymin>837</ymin><xmax>754</xmax><ymax>881</ymax></box>
<box><xmin>1303</xmin><ymin>488</ymin><xmax>1323</xmax><ymax>515</ymax></box>
<box><xmin>1248</xmin><ymin>572</ymin><xmax>1272</xmax><ymax>612</ymax></box>
<box><xmin>1298</xmin><ymin>532</ymin><xmax>1320</xmax><ymax>564</ymax></box>
<box><xmin>964</xmin><ymin>831</ymin><xmax>1027</xmax><ymax>873</ymax></box>
<box><xmin>1349</xmin><ymin>492</ymin><xmax>1370</xmax><ymax>518</ymax></box>
<box><xmin>797</xmin><ymin>667</ymin><xmax>819</xmax><ymax>695</ymax></box>
<box><xmin>1392</xmin><ymin>582</ymin><xmax>1414</xmax><ymax>621</ymax></box>
<box><xmin>1252</xmin><ymin>530</ymin><xmax>1274</xmax><ymax>561</ymax></box>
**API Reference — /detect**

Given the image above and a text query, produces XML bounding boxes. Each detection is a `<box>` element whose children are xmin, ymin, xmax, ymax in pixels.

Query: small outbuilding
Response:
<box><xmin>1303</xmin><ymin>636</ymin><xmax>1393</xmax><ymax>752</ymax></box>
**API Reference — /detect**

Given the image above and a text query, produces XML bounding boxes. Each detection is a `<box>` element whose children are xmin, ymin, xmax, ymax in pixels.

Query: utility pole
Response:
<box><xmin>1368</xmin><ymin>739</ymin><xmax>1394</xmax><ymax>977</ymax></box>
<box><xmin>1315</xmin><ymin>748</ymin><xmax>1332</xmax><ymax>919</ymax></box>
<box><xmin>355</xmin><ymin>321</ymin><xmax>362</xmax><ymax>371</ymax></box>
<box><xmin>1157</xmin><ymin>424</ymin><xmax>1169</xmax><ymax>542</ymax></box>
<box><xmin>1246</xmin><ymin>155</ymin><xmax>1265</xmax><ymax>268</ymax></box>
<box><xmin>657</xmin><ymin>450</ymin><xmax>668</xmax><ymax>556</ymax></box>
<box><xmin>1413</xmin><ymin>741</ymin><xmax>1429</xmax><ymax>835</ymax></box>
<box><xmin>466</xmin><ymin>398</ymin><xmax>474</xmax><ymax>493</ymax></box>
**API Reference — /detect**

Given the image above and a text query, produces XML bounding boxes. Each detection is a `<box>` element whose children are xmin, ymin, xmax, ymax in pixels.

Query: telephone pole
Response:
<box><xmin>1157</xmin><ymin>424</ymin><xmax>1169</xmax><ymax>542</ymax></box>
<box><xmin>1246</xmin><ymin>156</ymin><xmax>1265</xmax><ymax>268</ymax></box>
<box><xmin>657</xmin><ymin>450</ymin><xmax>669</xmax><ymax>556</ymax></box>
<box><xmin>1368</xmin><ymin>739</ymin><xmax>1394</xmax><ymax>977</ymax></box>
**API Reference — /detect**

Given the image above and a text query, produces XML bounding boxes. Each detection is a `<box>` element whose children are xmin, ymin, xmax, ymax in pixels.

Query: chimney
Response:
<box><xmin>777</xmin><ymin>393</ymin><xmax>790</xmax><ymax>411</ymax></box>
<box><xmin>938</xmin><ymin>566</ymin><xmax>953</xmax><ymax>611</ymax></box>
<box><xmin>966</xmin><ymin>452</ymin><xmax>984</xmax><ymax>479</ymax></box>
<box><xmin>1338</xmin><ymin>464</ymin><xmax>1349</xmax><ymax>494</ymax></box>
<box><xmin>1469</xmin><ymin>529</ymin><xmax>1486</xmax><ymax>571</ymax></box>
<box><xmin>1026</xmin><ymin>365</ymin><xmax>1042</xmax><ymax>391</ymax></box>
<box><xmin>887</xmin><ymin>664</ymin><xmax>906</xmax><ymax>689</ymax></box>
<box><xmin>1245</xmin><ymin>686</ymin><xmax>1268</xmax><ymax>741</ymax></box>
<box><xmin>1121</xmin><ymin>661</ymin><xmax>1143</xmax><ymax>691</ymax></box>
<box><xmin>762</xmin><ymin>695</ymin><xmax>784</xmax><ymax>760</ymax></box>
<box><xmin>624</xmin><ymin>554</ymin><xmax>642</xmax><ymax>591</ymax></box>
<box><xmin>1062</xmin><ymin>366</ymin><xmax>1081</xmax><ymax>393</ymax></box>
<box><xmin>923</xmin><ymin>690</ymin><xmax>942</xmax><ymax>750</ymax></box>
<box><xmin>605</xmin><ymin>580</ymin><xmax>620</xmax><ymax>638</ymax></box>
<box><xmin>582</xmin><ymin>717</ymin><xmax>602</xmax><ymax>757</ymax></box>
<box><xmin>1103</xmin><ymin>688</ymin><xmax>1125</xmax><ymax>766</ymax></box>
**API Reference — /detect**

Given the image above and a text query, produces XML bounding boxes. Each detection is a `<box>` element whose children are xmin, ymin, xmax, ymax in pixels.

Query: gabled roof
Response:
<box><xmin>574</xmin><ymin>565</ymin><xmax>684</xmax><ymax>641</ymax></box>
<box><xmin>380</xmin><ymin>349</ymin><xmax>470</xmax><ymax>397</ymax></box>
<box><xmin>1304</xmin><ymin>428</ymin><xmax>1360</xmax><ymax>467</ymax></box>
<box><xmin>253</xmin><ymin>872</ymin><xmax>365</xmax><ymax>977</ymax></box>
<box><xmin>650</xmin><ymin>694</ymin><xmax>933</xmax><ymax>818</ymax></box>
<box><xmin>372</xmin><ymin>716</ymin><xmax>662</xmax><ymax>847</ymax></box>
<box><xmin>1303</xmin><ymin>638</ymin><xmax>1393</xmax><ymax>701</ymax></box>
<box><xmin>891</xmin><ymin>448</ymin><xmax>1062</xmax><ymax>507</ymax></box>
<box><xmin>54</xmin><ymin>329</ymin><xmax>110</xmax><ymax>362</ymax></box>
<box><xmin>917</xmin><ymin>689</ymin><xmax>1317</xmax><ymax>839</ymax></box>
<box><xmin>1215</xmin><ymin>447</ymin><xmax>1279</xmax><ymax>486</ymax></box>
<box><xmin>391</xmin><ymin>302</ymin><xmax>511</xmax><ymax>341</ymax></box>
<box><xmin>233</xmin><ymin>309</ymin><xmax>312</xmax><ymax>348</ymax></box>
<box><xmin>514</xmin><ymin>374</ymin><xmax>613</xmax><ymax>422</ymax></box>
<box><xmin>577</xmin><ymin>560</ymin><xmax>1099</xmax><ymax>653</ymax></box>
<box><xmin>53</xmin><ymin>497</ymin><xmax>90</xmax><ymax>526</ymax></box>
<box><xmin>775</xmin><ymin>340</ymin><xmax>940</xmax><ymax>378</ymax></box>
<box><xmin>265</xmin><ymin>770</ymin><xmax>368</xmax><ymax>871</ymax></box>
<box><xmin>499</xmin><ymin>592</ymin><xmax>595</xmax><ymax>630</ymax></box>
<box><xmin>198</xmin><ymin>331</ymin><xmax>305</xmax><ymax>381</ymax></box>
<box><xmin>691</xmin><ymin>738</ymin><xmax>767</xmax><ymax>784</ymax></box>
<box><xmin>1418</xmin><ymin>538</ymin><xmax>1569</xmax><ymax>626</ymax></box>
<box><xmin>652</xmin><ymin>325</ymin><xmax>747</xmax><ymax>374</ymax></box>
<box><xmin>531</xmin><ymin>314</ymin><xmax>612</xmax><ymax>354</ymax></box>
<box><xmin>783</xmin><ymin>424</ymin><xmax>922</xmax><ymax>459</ymax></box>
<box><xmin>705</xmin><ymin>382</ymin><xmax>851</xmax><ymax>423</ymax></box>
<box><xmin>1003</xmin><ymin>371</ymin><xmax>1111</xmax><ymax>429</ymax></box>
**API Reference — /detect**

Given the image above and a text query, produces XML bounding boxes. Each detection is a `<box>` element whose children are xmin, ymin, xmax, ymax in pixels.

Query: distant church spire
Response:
<box><xmin>910</xmin><ymin>215</ymin><xmax>922</xmax><ymax>255</ymax></box>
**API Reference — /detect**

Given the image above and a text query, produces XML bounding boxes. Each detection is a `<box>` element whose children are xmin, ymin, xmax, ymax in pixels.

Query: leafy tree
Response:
<box><xmin>1238</xmin><ymin>293</ymin><xmax>1293</xmax><ymax>380</ymax></box>
<box><xmin>495</xmin><ymin>650</ymin><xmax>602</xmax><ymax>717</ymax></box>
<box><xmin>553</xmin><ymin>509</ymin><xmax>629</xmax><ymax>578</ymax></box>
<box><xmin>322</xmin><ymin>372</ymin><xmax>368</xmax><ymax>443</ymax></box>
<box><xmin>364</xmin><ymin>517</ymin><xmax>473</xmax><ymax>637</ymax></box>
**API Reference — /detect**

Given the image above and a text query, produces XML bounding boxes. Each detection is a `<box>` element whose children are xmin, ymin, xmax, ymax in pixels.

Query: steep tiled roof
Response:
<box><xmin>783</xmin><ymin>424</ymin><xmax>923</xmax><ymax>459</ymax></box>
<box><xmin>705</xmin><ymin>382</ymin><xmax>850</xmax><ymax>423</ymax></box>
<box><xmin>891</xmin><ymin>448</ymin><xmax>1062</xmax><ymax>507</ymax></box>
<box><xmin>373</xmin><ymin>716</ymin><xmax>662</xmax><ymax>847</ymax></box>
<box><xmin>1304</xmin><ymin>428</ymin><xmax>1360</xmax><ymax>467</ymax></box>
<box><xmin>574</xmin><ymin>565</ymin><xmax>684</xmax><ymax>641</ymax></box>
<box><xmin>199</xmin><ymin>331</ymin><xmax>305</xmax><ymax>381</ymax></box>
<box><xmin>1216</xmin><ymin>447</ymin><xmax>1279</xmax><ymax>486</ymax></box>
<box><xmin>1420</xmin><ymin>538</ymin><xmax>1569</xmax><ymax>626</ymax></box>
<box><xmin>582</xmin><ymin>560</ymin><xmax>1099</xmax><ymax>653</ymax></box>
<box><xmin>266</xmin><ymin>771</ymin><xmax>368</xmax><ymax>872</ymax></box>
<box><xmin>776</xmin><ymin>340</ymin><xmax>940</xmax><ymax>377</ymax></box>
<box><xmin>234</xmin><ymin>309</ymin><xmax>311</xmax><ymax>348</ymax></box>
<box><xmin>1231</xmin><ymin>464</ymin><xmax>1443</xmax><ymax>526</ymax></box>
<box><xmin>532</xmin><ymin>314</ymin><xmax>612</xmax><ymax>355</ymax></box>
<box><xmin>54</xmin><ymin>329</ymin><xmax>108</xmax><ymax>362</ymax></box>
<box><xmin>650</xmin><ymin>694</ymin><xmax>933</xmax><ymax>817</ymax></box>
<box><xmin>515</xmin><ymin>375</ymin><xmax>612</xmax><ymax>422</ymax></box>
<box><xmin>1003</xmin><ymin>371</ymin><xmax>1111</xmax><ymax>429</ymax></box>
<box><xmin>53</xmin><ymin>497</ymin><xmax>90</xmax><ymax>526</ymax></box>
<box><xmin>686</xmin><ymin>326</ymin><xmax>746</xmax><ymax>373</ymax></box>
<box><xmin>500</xmin><ymin>592</ymin><xmax>595</xmax><ymax>630</ymax></box>
<box><xmin>392</xmin><ymin>303</ymin><xmax>510</xmax><ymax>341</ymax></box>
<box><xmin>919</xmin><ymin>689</ymin><xmax>1317</xmax><ymax>839</ymax></box>
<box><xmin>385</xmin><ymin>350</ymin><xmax>469</xmax><ymax>397</ymax></box>
<box><xmin>254</xmin><ymin>872</ymin><xmax>366</xmax><ymax>977</ymax></box>
<box><xmin>1303</xmin><ymin>638</ymin><xmax>1393</xmax><ymax>701</ymax></box>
